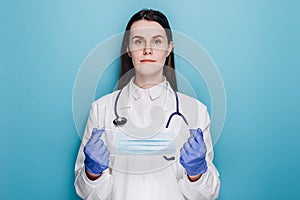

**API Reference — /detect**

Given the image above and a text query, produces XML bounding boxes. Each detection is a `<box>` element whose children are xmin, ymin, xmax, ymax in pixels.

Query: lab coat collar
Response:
<box><xmin>148</xmin><ymin>80</ymin><xmax>166</xmax><ymax>101</ymax></box>
<box><xmin>130</xmin><ymin>77</ymin><xmax>167</xmax><ymax>101</ymax></box>
<box><xmin>117</xmin><ymin>76</ymin><xmax>174</xmax><ymax>112</ymax></box>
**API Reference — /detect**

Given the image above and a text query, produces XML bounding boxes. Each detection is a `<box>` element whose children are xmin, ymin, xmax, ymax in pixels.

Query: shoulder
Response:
<box><xmin>90</xmin><ymin>83</ymin><xmax>130</xmax><ymax>110</ymax></box>
<box><xmin>91</xmin><ymin>90</ymin><xmax>120</xmax><ymax>109</ymax></box>
<box><xmin>177</xmin><ymin>92</ymin><xmax>208</xmax><ymax>111</ymax></box>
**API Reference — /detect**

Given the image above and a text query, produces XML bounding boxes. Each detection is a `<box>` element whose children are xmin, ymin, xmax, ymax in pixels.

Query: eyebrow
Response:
<box><xmin>131</xmin><ymin>35</ymin><xmax>165</xmax><ymax>40</ymax></box>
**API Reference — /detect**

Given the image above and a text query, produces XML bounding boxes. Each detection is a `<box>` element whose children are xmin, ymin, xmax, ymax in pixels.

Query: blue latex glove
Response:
<box><xmin>84</xmin><ymin>128</ymin><xmax>110</xmax><ymax>175</ymax></box>
<box><xmin>180</xmin><ymin>128</ymin><xmax>207</xmax><ymax>176</ymax></box>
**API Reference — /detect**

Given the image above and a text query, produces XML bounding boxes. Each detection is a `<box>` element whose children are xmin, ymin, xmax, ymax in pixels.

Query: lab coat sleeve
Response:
<box><xmin>178</xmin><ymin>103</ymin><xmax>220</xmax><ymax>200</ymax></box>
<box><xmin>74</xmin><ymin>100</ymin><xmax>113</xmax><ymax>200</ymax></box>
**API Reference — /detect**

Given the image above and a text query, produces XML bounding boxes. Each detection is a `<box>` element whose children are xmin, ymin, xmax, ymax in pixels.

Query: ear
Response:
<box><xmin>166</xmin><ymin>41</ymin><xmax>174</xmax><ymax>57</ymax></box>
<box><xmin>126</xmin><ymin>47</ymin><xmax>131</xmax><ymax>57</ymax></box>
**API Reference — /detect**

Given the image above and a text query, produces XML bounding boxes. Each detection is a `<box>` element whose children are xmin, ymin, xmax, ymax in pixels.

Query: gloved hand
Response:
<box><xmin>180</xmin><ymin>128</ymin><xmax>207</xmax><ymax>176</ymax></box>
<box><xmin>84</xmin><ymin>128</ymin><xmax>110</xmax><ymax>175</ymax></box>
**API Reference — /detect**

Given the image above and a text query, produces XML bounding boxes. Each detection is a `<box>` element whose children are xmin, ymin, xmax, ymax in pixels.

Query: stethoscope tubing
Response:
<box><xmin>113</xmin><ymin>87</ymin><xmax>189</xmax><ymax>128</ymax></box>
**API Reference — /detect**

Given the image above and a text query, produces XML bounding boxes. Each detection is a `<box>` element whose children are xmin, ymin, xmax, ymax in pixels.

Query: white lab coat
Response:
<box><xmin>74</xmin><ymin>78</ymin><xmax>220</xmax><ymax>200</ymax></box>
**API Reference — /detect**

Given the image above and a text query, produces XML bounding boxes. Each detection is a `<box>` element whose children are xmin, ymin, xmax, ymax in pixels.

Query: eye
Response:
<box><xmin>134</xmin><ymin>39</ymin><xmax>143</xmax><ymax>45</ymax></box>
<box><xmin>153</xmin><ymin>39</ymin><xmax>162</xmax><ymax>45</ymax></box>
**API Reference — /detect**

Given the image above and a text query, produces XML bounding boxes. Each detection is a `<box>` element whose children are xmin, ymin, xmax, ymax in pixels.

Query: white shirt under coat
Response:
<box><xmin>74</xmin><ymin>77</ymin><xmax>220</xmax><ymax>200</ymax></box>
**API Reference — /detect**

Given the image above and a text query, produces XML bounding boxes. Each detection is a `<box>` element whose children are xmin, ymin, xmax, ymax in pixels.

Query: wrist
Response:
<box><xmin>85</xmin><ymin>167</ymin><xmax>102</xmax><ymax>181</ymax></box>
<box><xmin>187</xmin><ymin>174</ymin><xmax>202</xmax><ymax>182</ymax></box>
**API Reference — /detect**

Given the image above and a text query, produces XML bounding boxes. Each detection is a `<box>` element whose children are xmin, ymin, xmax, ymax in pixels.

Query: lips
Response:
<box><xmin>140</xmin><ymin>59</ymin><xmax>156</xmax><ymax>63</ymax></box>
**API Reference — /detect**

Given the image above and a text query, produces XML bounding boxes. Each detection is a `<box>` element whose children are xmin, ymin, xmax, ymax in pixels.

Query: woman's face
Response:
<box><xmin>127</xmin><ymin>20</ymin><xmax>173</xmax><ymax>77</ymax></box>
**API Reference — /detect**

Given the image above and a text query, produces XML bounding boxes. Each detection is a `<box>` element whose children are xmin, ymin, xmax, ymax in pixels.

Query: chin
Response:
<box><xmin>135</xmin><ymin>63</ymin><xmax>163</xmax><ymax>76</ymax></box>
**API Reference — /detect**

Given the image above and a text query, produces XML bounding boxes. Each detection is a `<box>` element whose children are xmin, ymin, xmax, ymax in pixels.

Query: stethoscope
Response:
<box><xmin>112</xmin><ymin>86</ymin><xmax>189</xmax><ymax>161</ymax></box>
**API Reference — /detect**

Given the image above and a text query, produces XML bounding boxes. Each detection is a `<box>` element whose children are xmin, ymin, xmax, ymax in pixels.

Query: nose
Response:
<box><xmin>143</xmin><ymin>43</ymin><xmax>152</xmax><ymax>55</ymax></box>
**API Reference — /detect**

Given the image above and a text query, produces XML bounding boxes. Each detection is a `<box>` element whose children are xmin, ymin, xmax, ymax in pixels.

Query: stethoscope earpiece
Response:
<box><xmin>113</xmin><ymin>117</ymin><xmax>127</xmax><ymax>126</ymax></box>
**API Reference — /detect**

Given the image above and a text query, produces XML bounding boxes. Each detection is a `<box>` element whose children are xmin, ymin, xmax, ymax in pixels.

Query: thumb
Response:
<box><xmin>88</xmin><ymin>128</ymin><xmax>105</xmax><ymax>144</ymax></box>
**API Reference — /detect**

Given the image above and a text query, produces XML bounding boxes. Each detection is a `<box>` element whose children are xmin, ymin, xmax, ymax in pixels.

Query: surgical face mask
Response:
<box><xmin>115</xmin><ymin>129</ymin><xmax>177</xmax><ymax>155</ymax></box>
<box><xmin>104</xmin><ymin>128</ymin><xmax>190</xmax><ymax>174</ymax></box>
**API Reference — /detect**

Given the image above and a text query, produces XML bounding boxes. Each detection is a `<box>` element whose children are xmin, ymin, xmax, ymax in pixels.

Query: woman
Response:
<box><xmin>74</xmin><ymin>9</ymin><xmax>220</xmax><ymax>200</ymax></box>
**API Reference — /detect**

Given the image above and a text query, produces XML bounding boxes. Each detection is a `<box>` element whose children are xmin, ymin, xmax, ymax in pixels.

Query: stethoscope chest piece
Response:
<box><xmin>113</xmin><ymin>117</ymin><xmax>127</xmax><ymax>126</ymax></box>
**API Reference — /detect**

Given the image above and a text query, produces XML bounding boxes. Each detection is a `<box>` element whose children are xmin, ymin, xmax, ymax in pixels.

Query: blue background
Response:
<box><xmin>1</xmin><ymin>0</ymin><xmax>299</xmax><ymax>199</ymax></box>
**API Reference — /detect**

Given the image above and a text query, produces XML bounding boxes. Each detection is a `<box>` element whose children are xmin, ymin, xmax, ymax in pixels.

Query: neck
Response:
<box><xmin>134</xmin><ymin>73</ymin><xmax>164</xmax><ymax>89</ymax></box>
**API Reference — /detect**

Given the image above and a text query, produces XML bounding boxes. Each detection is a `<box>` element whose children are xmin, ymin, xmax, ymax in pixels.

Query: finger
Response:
<box><xmin>179</xmin><ymin>147</ymin><xmax>187</xmax><ymax>162</ymax></box>
<box><xmin>180</xmin><ymin>145</ymin><xmax>194</xmax><ymax>163</ymax></box>
<box><xmin>189</xmin><ymin>129</ymin><xmax>197</xmax><ymax>137</ymax></box>
<box><xmin>180</xmin><ymin>146</ymin><xmax>185</xmax><ymax>156</ymax></box>
<box><xmin>93</xmin><ymin>139</ymin><xmax>104</xmax><ymax>147</ymax></box>
<box><xmin>99</xmin><ymin>145</ymin><xmax>108</xmax><ymax>156</ymax></box>
<box><xmin>188</xmin><ymin>136</ymin><xmax>199</xmax><ymax>151</ymax></box>
<box><xmin>102</xmin><ymin>150</ymin><xmax>110</xmax><ymax>161</ymax></box>
<box><xmin>88</xmin><ymin>128</ymin><xmax>105</xmax><ymax>144</ymax></box>
<box><xmin>183</xmin><ymin>141</ymin><xmax>192</xmax><ymax>152</ymax></box>
<box><xmin>180</xmin><ymin>145</ymin><xmax>189</xmax><ymax>157</ymax></box>
<box><xmin>190</xmin><ymin>128</ymin><xmax>204</xmax><ymax>144</ymax></box>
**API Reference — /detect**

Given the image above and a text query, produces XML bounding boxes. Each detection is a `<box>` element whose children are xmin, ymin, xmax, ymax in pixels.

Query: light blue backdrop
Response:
<box><xmin>1</xmin><ymin>0</ymin><xmax>299</xmax><ymax>199</ymax></box>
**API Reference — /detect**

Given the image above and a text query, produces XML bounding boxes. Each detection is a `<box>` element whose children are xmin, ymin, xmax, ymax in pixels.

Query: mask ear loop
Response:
<box><xmin>165</xmin><ymin>87</ymin><xmax>189</xmax><ymax>128</ymax></box>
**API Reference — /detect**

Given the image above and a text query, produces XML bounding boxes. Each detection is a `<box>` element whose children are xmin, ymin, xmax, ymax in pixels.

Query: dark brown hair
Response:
<box><xmin>117</xmin><ymin>9</ymin><xmax>177</xmax><ymax>91</ymax></box>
